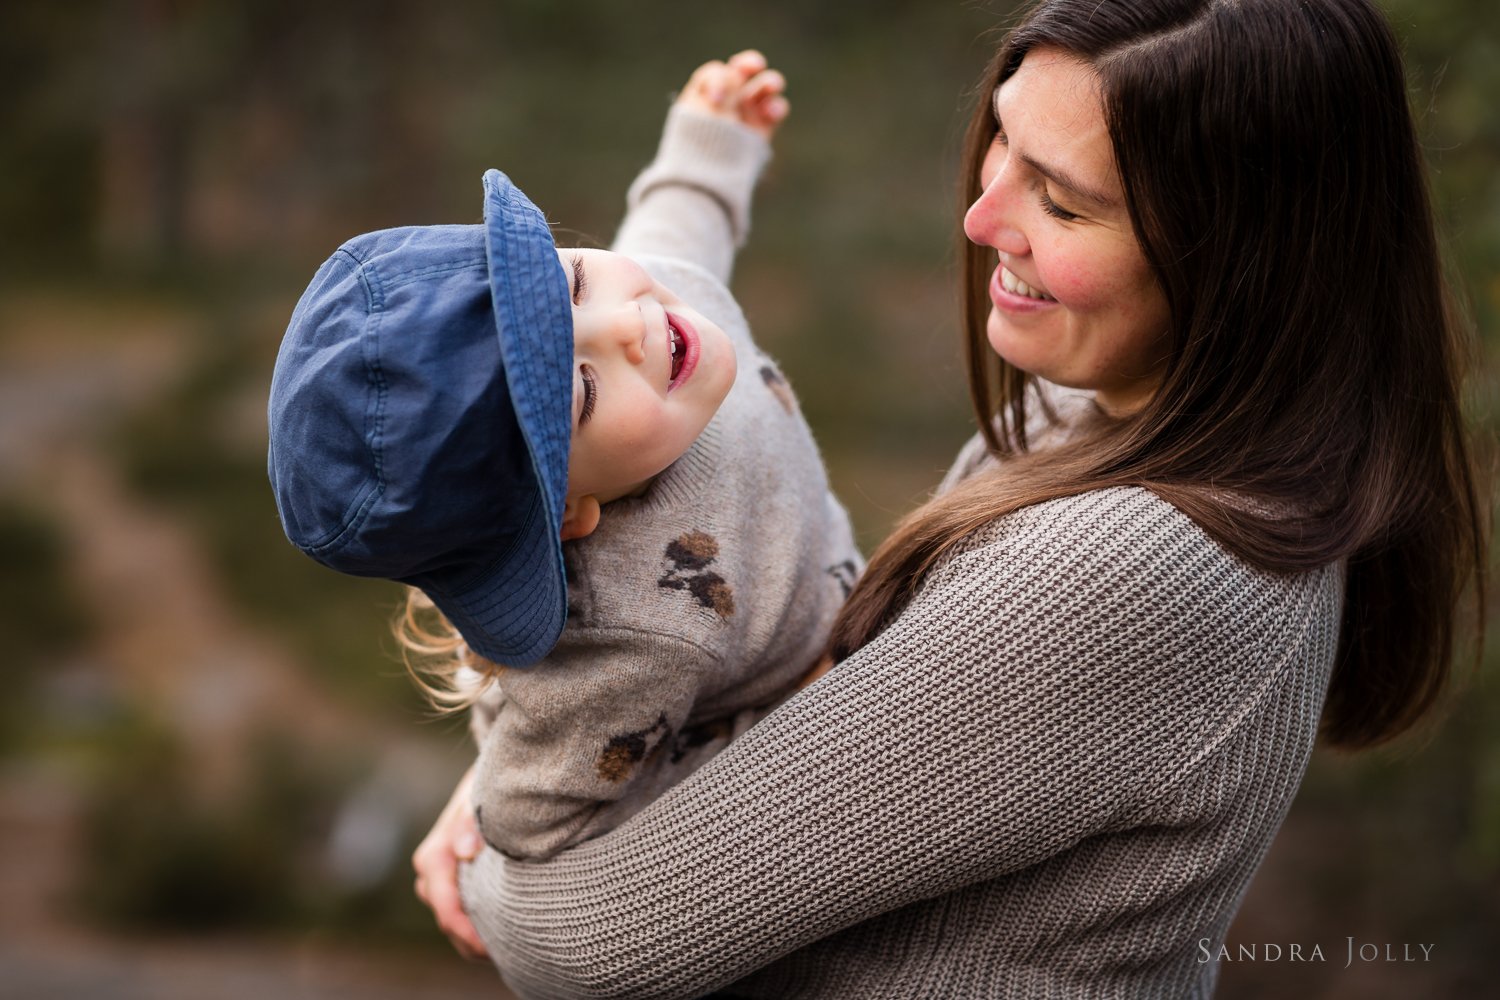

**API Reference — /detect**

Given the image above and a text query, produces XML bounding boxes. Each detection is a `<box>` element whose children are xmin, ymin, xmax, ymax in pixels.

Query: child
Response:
<box><xmin>268</xmin><ymin>52</ymin><xmax>861</xmax><ymax>861</ymax></box>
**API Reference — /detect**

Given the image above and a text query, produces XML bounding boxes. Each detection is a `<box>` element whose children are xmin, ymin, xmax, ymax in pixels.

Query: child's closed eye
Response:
<box><xmin>579</xmin><ymin>363</ymin><xmax>598</xmax><ymax>426</ymax></box>
<box><xmin>570</xmin><ymin>256</ymin><xmax>589</xmax><ymax>304</ymax></box>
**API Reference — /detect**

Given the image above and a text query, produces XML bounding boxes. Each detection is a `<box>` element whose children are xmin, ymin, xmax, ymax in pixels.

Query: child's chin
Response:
<box><xmin>709</xmin><ymin>332</ymin><xmax>737</xmax><ymax>378</ymax></box>
<box><xmin>714</xmin><ymin>355</ymin><xmax>737</xmax><ymax>391</ymax></box>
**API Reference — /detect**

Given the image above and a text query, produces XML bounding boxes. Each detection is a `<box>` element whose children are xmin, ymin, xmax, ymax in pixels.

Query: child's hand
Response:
<box><xmin>678</xmin><ymin>49</ymin><xmax>789</xmax><ymax>140</ymax></box>
<box><xmin>412</xmin><ymin>763</ymin><xmax>488</xmax><ymax>961</ymax></box>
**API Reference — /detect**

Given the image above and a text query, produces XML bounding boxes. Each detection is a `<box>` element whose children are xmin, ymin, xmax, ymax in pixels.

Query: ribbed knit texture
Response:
<box><xmin>622</xmin><ymin>104</ymin><xmax>771</xmax><ymax>272</ymax></box>
<box><xmin>467</xmin><ymin>107</ymin><xmax>860</xmax><ymax>863</ymax></box>
<box><xmin>460</xmin><ymin>109</ymin><xmax>1344</xmax><ymax>1000</ymax></box>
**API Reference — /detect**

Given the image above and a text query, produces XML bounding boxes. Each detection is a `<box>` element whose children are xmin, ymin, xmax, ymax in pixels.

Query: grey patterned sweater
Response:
<box><xmin>467</xmin><ymin>106</ymin><xmax>861</xmax><ymax>862</ymax></box>
<box><xmin>460</xmin><ymin>115</ymin><xmax>1344</xmax><ymax>999</ymax></box>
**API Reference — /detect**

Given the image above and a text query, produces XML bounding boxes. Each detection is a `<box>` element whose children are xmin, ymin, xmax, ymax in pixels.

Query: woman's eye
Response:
<box><xmin>1039</xmin><ymin>191</ymin><xmax>1080</xmax><ymax>222</ymax></box>
<box><xmin>570</xmin><ymin>256</ymin><xmax>588</xmax><ymax>305</ymax></box>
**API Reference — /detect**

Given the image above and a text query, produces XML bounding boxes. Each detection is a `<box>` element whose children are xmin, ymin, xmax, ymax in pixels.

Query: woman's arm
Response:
<box><xmin>460</xmin><ymin>487</ymin><xmax>1336</xmax><ymax>999</ymax></box>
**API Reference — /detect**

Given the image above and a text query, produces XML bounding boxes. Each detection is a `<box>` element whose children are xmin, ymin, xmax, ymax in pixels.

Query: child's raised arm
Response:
<box><xmin>611</xmin><ymin>50</ymin><xmax>788</xmax><ymax>282</ymax></box>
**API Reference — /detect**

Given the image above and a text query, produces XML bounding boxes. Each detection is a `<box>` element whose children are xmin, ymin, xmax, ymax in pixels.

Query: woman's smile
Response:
<box><xmin>989</xmin><ymin>263</ymin><xmax>1060</xmax><ymax>312</ymax></box>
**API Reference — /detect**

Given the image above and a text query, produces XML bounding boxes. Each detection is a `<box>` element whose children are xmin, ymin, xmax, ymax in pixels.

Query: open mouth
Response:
<box><xmin>989</xmin><ymin>264</ymin><xmax>1059</xmax><ymax>312</ymax></box>
<box><xmin>665</xmin><ymin>311</ymin><xmax>700</xmax><ymax>391</ymax></box>
<box><xmin>1000</xmin><ymin>265</ymin><xmax>1055</xmax><ymax>302</ymax></box>
<box><xmin>669</xmin><ymin>322</ymin><xmax>685</xmax><ymax>382</ymax></box>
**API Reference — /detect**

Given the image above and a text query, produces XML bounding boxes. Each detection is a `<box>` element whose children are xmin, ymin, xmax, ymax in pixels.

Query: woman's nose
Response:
<box><xmin>964</xmin><ymin>172</ymin><xmax>1030</xmax><ymax>258</ymax></box>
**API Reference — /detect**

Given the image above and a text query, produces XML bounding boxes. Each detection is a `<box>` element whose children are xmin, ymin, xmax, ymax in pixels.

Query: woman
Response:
<box><xmin>414</xmin><ymin>0</ymin><xmax>1486</xmax><ymax>996</ymax></box>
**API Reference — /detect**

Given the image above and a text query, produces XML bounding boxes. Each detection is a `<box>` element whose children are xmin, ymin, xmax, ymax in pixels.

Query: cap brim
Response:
<box><xmin>438</xmin><ymin>169</ymin><xmax>573</xmax><ymax>665</ymax></box>
<box><xmin>422</xmin><ymin>491</ymin><xmax>567</xmax><ymax>666</ymax></box>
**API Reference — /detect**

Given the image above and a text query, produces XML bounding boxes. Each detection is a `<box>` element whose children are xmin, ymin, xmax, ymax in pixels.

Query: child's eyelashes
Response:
<box><xmin>570</xmin><ymin>255</ymin><xmax>589</xmax><ymax>304</ymax></box>
<box><xmin>579</xmin><ymin>363</ymin><xmax>598</xmax><ymax>426</ymax></box>
<box><xmin>570</xmin><ymin>255</ymin><xmax>595</xmax><ymax>429</ymax></box>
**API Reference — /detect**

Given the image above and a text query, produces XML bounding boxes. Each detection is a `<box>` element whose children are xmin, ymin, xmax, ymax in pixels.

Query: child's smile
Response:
<box><xmin>665</xmin><ymin>310</ymin><xmax>696</xmax><ymax>388</ymax></box>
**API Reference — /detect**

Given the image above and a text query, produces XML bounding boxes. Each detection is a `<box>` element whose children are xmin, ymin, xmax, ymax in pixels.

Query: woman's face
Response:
<box><xmin>963</xmin><ymin>47</ymin><xmax>1170</xmax><ymax>416</ymax></box>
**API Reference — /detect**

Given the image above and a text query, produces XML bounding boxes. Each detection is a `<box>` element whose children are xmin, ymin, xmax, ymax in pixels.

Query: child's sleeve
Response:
<box><xmin>468</xmin><ymin>628</ymin><xmax>776</xmax><ymax>862</ymax></box>
<box><xmin>461</xmin><ymin>666</ymin><xmax>504</xmax><ymax>745</ymax></box>
<box><xmin>610</xmin><ymin>104</ymin><xmax>772</xmax><ymax>286</ymax></box>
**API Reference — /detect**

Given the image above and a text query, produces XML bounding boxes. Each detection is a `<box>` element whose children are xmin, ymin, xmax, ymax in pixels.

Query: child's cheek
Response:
<box><xmin>599</xmin><ymin>420</ymin><xmax>680</xmax><ymax>483</ymax></box>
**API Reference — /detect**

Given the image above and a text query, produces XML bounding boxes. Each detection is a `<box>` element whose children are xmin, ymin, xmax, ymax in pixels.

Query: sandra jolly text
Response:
<box><xmin>1198</xmin><ymin>938</ymin><xmax>1435</xmax><ymax>968</ymax></box>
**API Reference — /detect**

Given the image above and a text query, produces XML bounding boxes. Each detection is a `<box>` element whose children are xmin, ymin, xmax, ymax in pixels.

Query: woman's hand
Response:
<box><xmin>412</xmin><ymin>762</ymin><xmax>489</xmax><ymax>960</ymax></box>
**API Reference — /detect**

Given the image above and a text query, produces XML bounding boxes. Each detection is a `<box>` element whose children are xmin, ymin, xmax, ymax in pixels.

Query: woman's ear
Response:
<box><xmin>560</xmin><ymin>495</ymin><xmax>602</xmax><ymax>540</ymax></box>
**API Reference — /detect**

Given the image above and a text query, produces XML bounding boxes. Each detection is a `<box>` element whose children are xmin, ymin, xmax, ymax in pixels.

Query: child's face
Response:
<box><xmin>561</xmin><ymin>248</ymin><xmax>737</xmax><ymax>503</ymax></box>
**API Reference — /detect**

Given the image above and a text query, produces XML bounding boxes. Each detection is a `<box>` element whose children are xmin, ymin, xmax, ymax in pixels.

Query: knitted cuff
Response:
<box><xmin>626</xmin><ymin>104</ymin><xmax>772</xmax><ymax>246</ymax></box>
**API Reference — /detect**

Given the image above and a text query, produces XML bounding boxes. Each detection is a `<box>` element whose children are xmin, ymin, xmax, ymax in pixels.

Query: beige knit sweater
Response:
<box><xmin>461</xmin><ymin>108</ymin><xmax>1344</xmax><ymax>1000</ymax></box>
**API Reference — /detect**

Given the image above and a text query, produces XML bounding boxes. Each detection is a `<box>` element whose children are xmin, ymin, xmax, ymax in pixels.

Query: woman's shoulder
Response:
<box><xmin>942</xmin><ymin>485</ymin><xmax>1179</xmax><ymax>568</ymax></box>
<box><xmin>906</xmin><ymin>486</ymin><xmax>1344</xmax><ymax>745</ymax></box>
<box><xmin>931</xmin><ymin>486</ymin><xmax>1344</xmax><ymax>627</ymax></box>
<box><xmin>972</xmin><ymin>483</ymin><xmax>1186</xmax><ymax>545</ymax></box>
<box><xmin>935</xmin><ymin>381</ymin><xmax>1101</xmax><ymax>495</ymax></box>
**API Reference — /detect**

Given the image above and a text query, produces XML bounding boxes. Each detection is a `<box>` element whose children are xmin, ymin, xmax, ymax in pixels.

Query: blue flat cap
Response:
<box><xmin>268</xmin><ymin>170</ymin><xmax>572</xmax><ymax>666</ymax></box>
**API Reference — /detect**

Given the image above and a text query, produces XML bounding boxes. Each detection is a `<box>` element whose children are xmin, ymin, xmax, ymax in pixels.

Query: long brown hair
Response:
<box><xmin>827</xmin><ymin>0</ymin><xmax>1487</xmax><ymax>750</ymax></box>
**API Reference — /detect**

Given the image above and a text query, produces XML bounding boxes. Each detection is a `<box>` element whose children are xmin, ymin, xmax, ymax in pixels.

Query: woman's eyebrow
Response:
<box><xmin>992</xmin><ymin>91</ymin><xmax>1118</xmax><ymax>210</ymax></box>
<box><xmin>1020</xmin><ymin>152</ymin><xmax>1118</xmax><ymax>210</ymax></box>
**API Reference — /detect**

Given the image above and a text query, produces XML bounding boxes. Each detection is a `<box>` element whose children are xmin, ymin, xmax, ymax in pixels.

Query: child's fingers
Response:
<box><xmin>684</xmin><ymin>59</ymin><xmax>736</xmax><ymax>107</ymax></box>
<box><xmin>679</xmin><ymin>52</ymin><xmax>786</xmax><ymax>126</ymax></box>
<box><xmin>685</xmin><ymin>60</ymin><xmax>726</xmax><ymax>89</ymax></box>
<box><xmin>741</xmin><ymin>95</ymin><xmax>790</xmax><ymax>137</ymax></box>
<box><xmin>736</xmin><ymin>69</ymin><xmax>790</xmax><ymax>135</ymax></box>
<box><xmin>685</xmin><ymin>59</ymin><xmax>728</xmax><ymax>91</ymax></box>
<box><xmin>737</xmin><ymin>68</ymin><xmax>786</xmax><ymax>106</ymax></box>
<box><xmin>726</xmin><ymin>49</ymin><xmax>768</xmax><ymax>80</ymax></box>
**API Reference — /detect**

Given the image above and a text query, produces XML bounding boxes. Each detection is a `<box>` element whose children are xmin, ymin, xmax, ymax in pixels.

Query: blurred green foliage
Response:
<box><xmin>1386</xmin><ymin>0</ymin><xmax>1500</xmax><ymax>353</ymax></box>
<box><xmin>110</xmin><ymin>313</ymin><xmax>422</xmax><ymax>718</ymax></box>
<box><xmin>0</xmin><ymin>497</ymin><xmax>93</xmax><ymax>753</ymax></box>
<box><xmin>76</xmin><ymin>717</ymin><xmax>308</xmax><ymax>929</ymax></box>
<box><xmin>73</xmin><ymin>714</ymin><xmax>442</xmax><ymax>940</ymax></box>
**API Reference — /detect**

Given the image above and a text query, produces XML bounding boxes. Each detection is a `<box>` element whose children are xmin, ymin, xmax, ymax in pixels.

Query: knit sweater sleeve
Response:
<box><xmin>460</xmin><ymin>487</ymin><xmax>1335</xmax><ymax>999</ymax></box>
<box><xmin>610</xmin><ymin>104</ymin><xmax>771</xmax><ymax>285</ymax></box>
<box><xmin>468</xmin><ymin>630</ymin><xmax>720</xmax><ymax>862</ymax></box>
